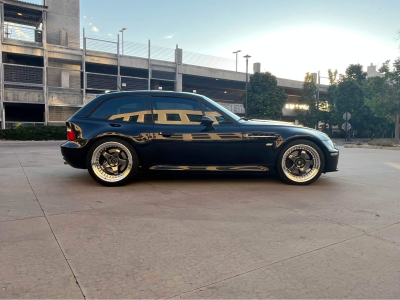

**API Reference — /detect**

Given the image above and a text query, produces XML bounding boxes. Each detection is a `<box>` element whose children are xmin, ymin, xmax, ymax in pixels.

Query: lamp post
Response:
<box><xmin>233</xmin><ymin>50</ymin><xmax>241</xmax><ymax>72</ymax></box>
<box><xmin>243</xmin><ymin>54</ymin><xmax>251</xmax><ymax>118</ymax></box>
<box><xmin>119</xmin><ymin>27</ymin><xmax>127</xmax><ymax>55</ymax></box>
<box><xmin>317</xmin><ymin>71</ymin><xmax>329</xmax><ymax>129</ymax></box>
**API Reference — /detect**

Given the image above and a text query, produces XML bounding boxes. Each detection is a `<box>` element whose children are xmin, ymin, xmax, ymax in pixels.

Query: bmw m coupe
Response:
<box><xmin>61</xmin><ymin>91</ymin><xmax>339</xmax><ymax>186</ymax></box>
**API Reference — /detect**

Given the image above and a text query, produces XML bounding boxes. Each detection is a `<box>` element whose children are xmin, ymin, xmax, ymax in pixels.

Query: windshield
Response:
<box><xmin>202</xmin><ymin>96</ymin><xmax>241</xmax><ymax>122</ymax></box>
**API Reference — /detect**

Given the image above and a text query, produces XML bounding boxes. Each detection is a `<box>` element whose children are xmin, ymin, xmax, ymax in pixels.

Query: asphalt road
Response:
<box><xmin>1</xmin><ymin>141</ymin><xmax>400</xmax><ymax>299</ymax></box>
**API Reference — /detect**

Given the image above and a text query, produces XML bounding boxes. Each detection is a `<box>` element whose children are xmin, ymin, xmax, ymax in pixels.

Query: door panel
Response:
<box><xmin>151</xmin><ymin>96</ymin><xmax>243</xmax><ymax>165</ymax></box>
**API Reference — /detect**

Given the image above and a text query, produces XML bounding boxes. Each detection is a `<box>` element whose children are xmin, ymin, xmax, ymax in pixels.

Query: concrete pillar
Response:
<box><xmin>0</xmin><ymin>3</ymin><xmax>4</xmax><ymax>129</ymax></box>
<box><xmin>43</xmin><ymin>10</ymin><xmax>48</xmax><ymax>125</ymax></box>
<box><xmin>253</xmin><ymin>62</ymin><xmax>261</xmax><ymax>73</ymax></box>
<box><xmin>175</xmin><ymin>47</ymin><xmax>182</xmax><ymax>92</ymax></box>
<box><xmin>175</xmin><ymin>73</ymin><xmax>182</xmax><ymax>92</ymax></box>
<box><xmin>45</xmin><ymin>0</ymin><xmax>80</xmax><ymax>47</ymax></box>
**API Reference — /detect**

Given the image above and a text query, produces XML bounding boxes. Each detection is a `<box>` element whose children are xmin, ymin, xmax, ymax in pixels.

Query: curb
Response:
<box><xmin>344</xmin><ymin>145</ymin><xmax>400</xmax><ymax>151</ymax></box>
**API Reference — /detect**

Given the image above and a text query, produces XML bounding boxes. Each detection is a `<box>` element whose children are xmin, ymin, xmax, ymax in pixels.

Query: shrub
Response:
<box><xmin>368</xmin><ymin>140</ymin><xmax>395</xmax><ymax>147</ymax></box>
<box><xmin>0</xmin><ymin>126</ymin><xmax>67</xmax><ymax>141</ymax></box>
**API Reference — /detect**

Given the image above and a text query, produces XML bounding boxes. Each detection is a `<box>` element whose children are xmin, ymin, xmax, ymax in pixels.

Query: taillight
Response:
<box><xmin>67</xmin><ymin>127</ymin><xmax>76</xmax><ymax>141</ymax></box>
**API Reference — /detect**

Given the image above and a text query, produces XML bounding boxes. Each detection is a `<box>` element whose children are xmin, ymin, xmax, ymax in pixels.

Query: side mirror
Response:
<box><xmin>201</xmin><ymin>115</ymin><xmax>214</xmax><ymax>125</ymax></box>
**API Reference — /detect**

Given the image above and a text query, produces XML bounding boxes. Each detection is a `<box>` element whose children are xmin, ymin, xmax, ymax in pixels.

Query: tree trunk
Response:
<box><xmin>395</xmin><ymin>112</ymin><xmax>400</xmax><ymax>145</ymax></box>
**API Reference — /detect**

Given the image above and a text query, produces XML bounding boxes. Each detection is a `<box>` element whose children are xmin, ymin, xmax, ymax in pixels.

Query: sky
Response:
<box><xmin>37</xmin><ymin>0</ymin><xmax>400</xmax><ymax>82</ymax></box>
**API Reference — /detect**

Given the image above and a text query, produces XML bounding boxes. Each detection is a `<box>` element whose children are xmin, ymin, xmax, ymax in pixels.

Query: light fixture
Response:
<box><xmin>224</xmin><ymin>91</ymin><xmax>227</xmax><ymax>94</ymax></box>
<box><xmin>158</xmin><ymin>86</ymin><xmax>162</xmax><ymax>90</ymax></box>
<box><xmin>216</xmin><ymin>79</ymin><xmax>219</xmax><ymax>80</ymax></box>
<box><xmin>17</xmin><ymin>13</ymin><xmax>22</xmax><ymax>16</ymax></box>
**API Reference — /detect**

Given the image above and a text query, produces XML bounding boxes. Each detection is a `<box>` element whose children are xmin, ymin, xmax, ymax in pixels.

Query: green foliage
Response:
<box><xmin>0</xmin><ymin>126</ymin><xmax>67</xmax><ymax>141</ymax></box>
<box><xmin>322</xmin><ymin>69</ymin><xmax>342</xmax><ymax>135</ymax></box>
<box><xmin>336</xmin><ymin>78</ymin><xmax>365</xmax><ymax>116</ymax></box>
<box><xmin>244</xmin><ymin>72</ymin><xmax>287</xmax><ymax>120</ymax></box>
<box><xmin>296</xmin><ymin>73</ymin><xmax>318</xmax><ymax>128</ymax></box>
<box><xmin>366</xmin><ymin>59</ymin><xmax>400</xmax><ymax>144</ymax></box>
<box><xmin>345</xmin><ymin>64</ymin><xmax>367</xmax><ymax>81</ymax></box>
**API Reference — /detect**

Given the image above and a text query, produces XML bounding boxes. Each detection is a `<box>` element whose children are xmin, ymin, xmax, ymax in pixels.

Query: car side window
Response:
<box><xmin>90</xmin><ymin>96</ymin><xmax>152</xmax><ymax>123</ymax></box>
<box><xmin>151</xmin><ymin>97</ymin><xmax>203</xmax><ymax>125</ymax></box>
<box><xmin>202</xmin><ymin>103</ymin><xmax>233</xmax><ymax>125</ymax></box>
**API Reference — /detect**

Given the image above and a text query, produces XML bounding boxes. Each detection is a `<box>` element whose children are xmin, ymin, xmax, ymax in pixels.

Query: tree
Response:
<box><xmin>321</xmin><ymin>69</ymin><xmax>342</xmax><ymax>137</ymax></box>
<box><xmin>296</xmin><ymin>73</ymin><xmax>318</xmax><ymax>128</ymax></box>
<box><xmin>335</xmin><ymin>64</ymin><xmax>370</xmax><ymax>139</ymax></box>
<box><xmin>244</xmin><ymin>72</ymin><xmax>287</xmax><ymax>120</ymax></box>
<box><xmin>366</xmin><ymin>59</ymin><xmax>400</xmax><ymax>144</ymax></box>
<box><xmin>345</xmin><ymin>64</ymin><xmax>367</xmax><ymax>82</ymax></box>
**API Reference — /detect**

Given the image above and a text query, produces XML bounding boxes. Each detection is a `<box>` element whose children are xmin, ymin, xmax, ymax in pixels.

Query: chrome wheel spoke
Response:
<box><xmin>299</xmin><ymin>150</ymin><xmax>308</xmax><ymax>160</ymax></box>
<box><xmin>111</xmin><ymin>166</ymin><xmax>119</xmax><ymax>175</ymax></box>
<box><xmin>112</xmin><ymin>149</ymin><xmax>121</xmax><ymax>158</ymax></box>
<box><xmin>102</xmin><ymin>151</ymin><xmax>111</xmax><ymax>160</ymax></box>
<box><xmin>288</xmin><ymin>154</ymin><xmax>297</xmax><ymax>163</ymax></box>
<box><xmin>119</xmin><ymin>159</ymin><xmax>128</xmax><ymax>168</ymax></box>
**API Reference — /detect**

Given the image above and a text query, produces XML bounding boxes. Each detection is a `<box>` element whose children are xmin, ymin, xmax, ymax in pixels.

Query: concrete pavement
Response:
<box><xmin>0</xmin><ymin>141</ymin><xmax>399</xmax><ymax>299</ymax></box>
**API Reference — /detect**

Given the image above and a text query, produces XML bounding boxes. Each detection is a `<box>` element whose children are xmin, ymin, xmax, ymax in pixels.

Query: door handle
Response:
<box><xmin>160</xmin><ymin>131</ymin><xmax>174</xmax><ymax>137</ymax></box>
<box><xmin>109</xmin><ymin>123</ymin><xmax>121</xmax><ymax>127</ymax></box>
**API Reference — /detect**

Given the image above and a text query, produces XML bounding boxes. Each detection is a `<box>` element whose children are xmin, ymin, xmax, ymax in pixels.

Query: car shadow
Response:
<box><xmin>136</xmin><ymin>170</ymin><xmax>283</xmax><ymax>184</ymax></box>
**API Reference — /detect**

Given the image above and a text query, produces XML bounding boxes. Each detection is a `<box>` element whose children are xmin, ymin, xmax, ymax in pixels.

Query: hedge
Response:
<box><xmin>0</xmin><ymin>126</ymin><xmax>67</xmax><ymax>141</ymax></box>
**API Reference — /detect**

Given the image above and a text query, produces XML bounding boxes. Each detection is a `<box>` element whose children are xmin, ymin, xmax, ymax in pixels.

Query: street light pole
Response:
<box><xmin>233</xmin><ymin>50</ymin><xmax>241</xmax><ymax>72</ymax></box>
<box><xmin>119</xmin><ymin>27</ymin><xmax>127</xmax><ymax>55</ymax></box>
<box><xmin>244</xmin><ymin>54</ymin><xmax>251</xmax><ymax>118</ymax></box>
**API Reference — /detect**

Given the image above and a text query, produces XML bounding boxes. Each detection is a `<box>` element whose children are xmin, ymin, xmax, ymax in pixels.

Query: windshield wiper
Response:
<box><xmin>239</xmin><ymin>117</ymin><xmax>249</xmax><ymax>121</ymax></box>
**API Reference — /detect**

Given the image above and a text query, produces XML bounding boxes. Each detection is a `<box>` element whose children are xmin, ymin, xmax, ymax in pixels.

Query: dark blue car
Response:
<box><xmin>61</xmin><ymin>91</ymin><xmax>339</xmax><ymax>186</ymax></box>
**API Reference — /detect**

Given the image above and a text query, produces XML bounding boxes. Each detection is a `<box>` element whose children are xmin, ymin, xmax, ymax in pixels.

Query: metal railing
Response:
<box><xmin>86</xmin><ymin>72</ymin><xmax>118</xmax><ymax>92</ymax></box>
<box><xmin>120</xmin><ymin>76</ymin><xmax>148</xmax><ymax>91</ymax></box>
<box><xmin>85</xmin><ymin>35</ymin><xmax>118</xmax><ymax>54</ymax></box>
<box><xmin>3</xmin><ymin>23</ymin><xmax>43</xmax><ymax>43</ymax></box>
<box><xmin>3</xmin><ymin>63</ymin><xmax>44</xmax><ymax>89</ymax></box>
<box><xmin>183</xmin><ymin>51</ymin><xmax>236</xmax><ymax>71</ymax></box>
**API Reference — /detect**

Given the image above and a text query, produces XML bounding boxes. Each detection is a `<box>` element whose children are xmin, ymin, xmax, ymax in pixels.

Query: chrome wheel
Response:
<box><xmin>91</xmin><ymin>142</ymin><xmax>133</xmax><ymax>183</ymax></box>
<box><xmin>281</xmin><ymin>144</ymin><xmax>321</xmax><ymax>183</ymax></box>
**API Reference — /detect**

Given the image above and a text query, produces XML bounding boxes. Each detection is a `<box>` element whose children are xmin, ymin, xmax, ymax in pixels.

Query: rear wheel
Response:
<box><xmin>86</xmin><ymin>138</ymin><xmax>139</xmax><ymax>186</ymax></box>
<box><xmin>277</xmin><ymin>140</ymin><xmax>325</xmax><ymax>185</ymax></box>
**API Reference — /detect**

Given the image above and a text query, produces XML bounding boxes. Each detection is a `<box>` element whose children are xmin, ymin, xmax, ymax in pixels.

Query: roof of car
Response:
<box><xmin>102</xmin><ymin>90</ymin><xmax>204</xmax><ymax>98</ymax></box>
<box><xmin>73</xmin><ymin>91</ymin><xmax>209</xmax><ymax>119</ymax></box>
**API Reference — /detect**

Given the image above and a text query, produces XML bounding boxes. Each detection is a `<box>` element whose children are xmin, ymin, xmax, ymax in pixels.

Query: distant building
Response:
<box><xmin>0</xmin><ymin>0</ymin><xmax>328</xmax><ymax>129</ymax></box>
<box><xmin>367</xmin><ymin>63</ymin><xmax>382</xmax><ymax>78</ymax></box>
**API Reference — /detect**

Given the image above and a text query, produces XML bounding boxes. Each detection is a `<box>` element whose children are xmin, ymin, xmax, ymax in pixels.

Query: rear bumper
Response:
<box><xmin>324</xmin><ymin>151</ymin><xmax>339</xmax><ymax>173</ymax></box>
<box><xmin>61</xmin><ymin>141</ymin><xmax>88</xmax><ymax>169</ymax></box>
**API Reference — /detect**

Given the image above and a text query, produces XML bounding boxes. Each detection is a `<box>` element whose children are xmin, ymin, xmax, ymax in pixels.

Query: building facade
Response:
<box><xmin>0</xmin><ymin>0</ymin><xmax>327</xmax><ymax>129</ymax></box>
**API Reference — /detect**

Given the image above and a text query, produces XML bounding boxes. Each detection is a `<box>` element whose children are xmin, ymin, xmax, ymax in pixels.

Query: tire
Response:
<box><xmin>86</xmin><ymin>137</ymin><xmax>139</xmax><ymax>187</ymax></box>
<box><xmin>276</xmin><ymin>139</ymin><xmax>325</xmax><ymax>185</ymax></box>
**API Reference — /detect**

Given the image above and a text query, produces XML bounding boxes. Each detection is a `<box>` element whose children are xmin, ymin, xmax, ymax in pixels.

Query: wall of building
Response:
<box><xmin>44</xmin><ymin>0</ymin><xmax>80</xmax><ymax>48</ymax></box>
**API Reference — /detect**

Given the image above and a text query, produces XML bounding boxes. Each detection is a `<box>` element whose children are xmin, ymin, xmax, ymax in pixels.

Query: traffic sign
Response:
<box><xmin>342</xmin><ymin>122</ymin><xmax>352</xmax><ymax>132</ymax></box>
<box><xmin>343</xmin><ymin>112</ymin><xmax>351</xmax><ymax>121</ymax></box>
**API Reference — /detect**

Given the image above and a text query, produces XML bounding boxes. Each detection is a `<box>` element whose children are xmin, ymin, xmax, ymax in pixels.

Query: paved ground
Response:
<box><xmin>1</xmin><ymin>141</ymin><xmax>400</xmax><ymax>299</ymax></box>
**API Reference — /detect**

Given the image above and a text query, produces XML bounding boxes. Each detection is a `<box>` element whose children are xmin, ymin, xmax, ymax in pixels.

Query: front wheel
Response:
<box><xmin>86</xmin><ymin>138</ymin><xmax>139</xmax><ymax>186</ymax></box>
<box><xmin>277</xmin><ymin>140</ymin><xmax>325</xmax><ymax>185</ymax></box>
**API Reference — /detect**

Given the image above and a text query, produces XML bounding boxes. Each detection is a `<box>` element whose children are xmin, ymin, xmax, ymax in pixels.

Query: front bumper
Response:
<box><xmin>61</xmin><ymin>141</ymin><xmax>88</xmax><ymax>169</ymax></box>
<box><xmin>324</xmin><ymin>150</ymin><xmax>339</xmax><ymax>172</ymax></box>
